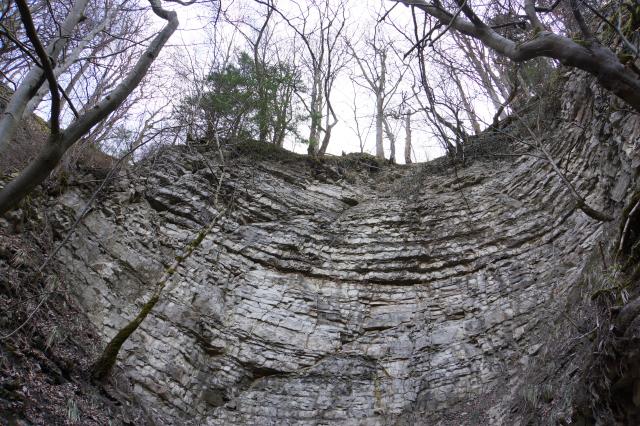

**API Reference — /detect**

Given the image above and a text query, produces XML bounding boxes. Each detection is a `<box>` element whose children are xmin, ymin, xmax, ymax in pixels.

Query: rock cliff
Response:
<box><xmin>49</xmin><ymin>72</ymin><xmax>640</xmax><ymax>425</ymax></box>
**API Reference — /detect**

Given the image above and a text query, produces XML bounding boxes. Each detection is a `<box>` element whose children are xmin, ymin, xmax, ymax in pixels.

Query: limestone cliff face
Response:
<box><xmin>52</xmin><ymin>73</ymin><xmax>639</xmax><ymax>425</ymax></box>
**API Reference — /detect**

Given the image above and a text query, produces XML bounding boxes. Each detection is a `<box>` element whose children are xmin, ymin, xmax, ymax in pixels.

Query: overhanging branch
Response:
<box><xmin>15</xmin><ymin>0</ymin><xmax>61</xmax><ymax>134</ymax></box>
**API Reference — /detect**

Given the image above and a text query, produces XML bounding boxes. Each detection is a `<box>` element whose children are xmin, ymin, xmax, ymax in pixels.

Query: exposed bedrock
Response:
<box><xmin>51</xmin><ymin>73</ymin><xmax>640</xmax><ymax>425</ymax></box>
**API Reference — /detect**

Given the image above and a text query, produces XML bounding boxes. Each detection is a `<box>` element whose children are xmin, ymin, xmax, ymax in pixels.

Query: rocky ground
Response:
<box><xmin>0</xmin><ymin>198</ymin><xmax>149</xmax><ymax>425</ymax></box>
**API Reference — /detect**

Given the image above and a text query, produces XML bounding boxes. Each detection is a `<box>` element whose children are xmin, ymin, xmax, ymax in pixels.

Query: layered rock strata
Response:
<box><xmin>52</xmin><ymin>73</ymin><xmax>639</xmax><ymax>425</ymax></box>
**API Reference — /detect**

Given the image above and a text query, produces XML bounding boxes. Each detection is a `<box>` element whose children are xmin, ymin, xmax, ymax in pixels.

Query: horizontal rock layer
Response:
<box><xmin>52</xmin><ymin>73</ymin><xmax>639</xmax><ymax>425</ymax></box>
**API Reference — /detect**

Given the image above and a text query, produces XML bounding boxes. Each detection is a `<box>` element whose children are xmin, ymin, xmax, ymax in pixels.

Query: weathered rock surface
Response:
<box><xmin>51</xmin><ymin>73</ymin><xmax>639</xmax><ymax>425</ymax></box>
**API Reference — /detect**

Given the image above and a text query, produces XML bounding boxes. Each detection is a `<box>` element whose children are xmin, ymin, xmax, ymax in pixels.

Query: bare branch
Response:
<box><xmin>524</xmin><ymin>0</ymin><xmax>545</xmax><ymax>31</ymax></box>
<box><xmin>390</xmin><ymin>0</ymin><xmax>640</xmax><ymax>113</ymax></box>
<box><xmin>15</xmin><ymin>0</ymin><xmax>61</xmax><ymax>134</ymax></box>
<box><xmin>579</xmin><ymin>0</ymin><xmax>639</xmax><ymax>57</ymax></box>
<box><xmin>0</xmin><ymin>0</ymin><xmax>180</xmax><ymax>215</ymax></box>
<box><xmin>570</xmin><ymin>0</ymin><xmax>594</xmax><ymax>40</ymax></box>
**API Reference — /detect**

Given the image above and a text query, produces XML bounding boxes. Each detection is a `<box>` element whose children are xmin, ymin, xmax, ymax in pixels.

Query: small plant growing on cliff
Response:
<box><xmin>66</xmin><ymin>399</ymin><xmax>80</xmax><ymax>422</ymax></box>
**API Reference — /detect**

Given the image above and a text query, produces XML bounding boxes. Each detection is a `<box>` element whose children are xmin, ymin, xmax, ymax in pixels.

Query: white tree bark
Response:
<box><xmin>0</xmin><ymin>0</ymin><xmax>90</xmax><ymax>155</ymax></box>
<box><xmin>308</xmin><ymin>72</ymin><xmax>323</xmax><ymax>154</ymax></box>
<box><xmin>0</xmin><ymin>0</ymin><xmax>179</xmax><ymax>215</ymax></box>
<box><xmin>22</xmin><ymin>6</ymin><xmax>117</xmax><ymax>117</ymax></box>
<box><xmin>350</xmin><ymin>42</ymin><xmax>387</xmax><ymax>159</ymax></box>
<box><xmin>404</xmin><ymin>113</ymin><xmax>412</xmax><ymax>164</ymax></box>
<box><xmin>348</xmin><ymin>33</ymin><xmax>406</xmax><ymax>160</ymax></box>
<box><xmin>375</xmin><ymin>93</ymin><xmax>384</xmax><ymax>158</ymax></box>
<box><xmin>383</xmin><ymin>116</ymin><xmax>396</xmax><ymax>163</ymax></box>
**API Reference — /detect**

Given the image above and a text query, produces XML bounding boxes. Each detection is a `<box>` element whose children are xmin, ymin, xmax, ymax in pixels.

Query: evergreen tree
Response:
<box><xmin>181</xmin><ymin>52</ymin><xmax>304</xmax><ymax>145</ymax></box>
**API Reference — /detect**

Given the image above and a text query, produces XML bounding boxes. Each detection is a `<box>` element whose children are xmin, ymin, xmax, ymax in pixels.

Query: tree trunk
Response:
<box><xmin>0</xmin><ymin>0</ymin><xmax>90</xmax><ymax>155</ymax></box>
<box><xmin>274</xmin><ymin>130</ymin><xmax>285</xmax><ymax>147</ymax></box>
<box><xmin>318</xmin><ymin>110</ymin><xmax>338</xmax><ymax>157</ymax></box>
<box><xmin>404</xmin><ymin>113</ymin><xmax>412</xmax><ymax>164</ymax></box>
<box><xmin>317</xmin><ymin>93</ymin><xmax>338</xmax><ymax>156</ymax></box>
<box><xmin>0</xmin><ymin>0</ymin><xmax>179</xmax><ymax>215</ymax></box>
<box><xmin>375</xmin><ymin>93</ymin><xmax>384</xmax><ymax>159</ymax></box>
<box><xmin>317</xmin><ymin>123</ymin><xmax>335</xmax><ymax>156</ymax></box>
<box><xmin>307</xmin><ymin>72</ymin><xmax>322</xmax><ymax>155</ymax></box>
<box><xmin>383</xmin><ymin>117</ymin><xmax>396</xmax><ymax>163</ymax></box>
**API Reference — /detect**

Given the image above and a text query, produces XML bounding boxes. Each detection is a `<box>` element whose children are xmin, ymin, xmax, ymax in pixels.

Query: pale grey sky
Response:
<box><xmin>165</xmin><ymin>0</ymin><xmax>499</xmax><ymax>163</ymax></box>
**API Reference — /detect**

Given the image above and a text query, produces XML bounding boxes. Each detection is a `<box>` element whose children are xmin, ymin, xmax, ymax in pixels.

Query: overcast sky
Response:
<box><xmin>168</xmin><ymin>0</ymin><xmax>449</xmax><ymax>163</ymax></box>
<box><xmin>151</xmin><ymin>0</ymin><xmax>516</xmax><ymax>162</ymax></box>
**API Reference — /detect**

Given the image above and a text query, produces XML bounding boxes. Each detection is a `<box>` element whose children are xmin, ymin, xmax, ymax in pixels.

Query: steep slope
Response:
<box><xmin>48</xmin><ymin>72</ymin><xmax>639</xmax><ymax>425</ymax></box>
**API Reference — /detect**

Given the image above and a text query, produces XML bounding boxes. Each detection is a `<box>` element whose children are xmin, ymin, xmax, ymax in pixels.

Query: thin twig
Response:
<box><xmin>1</xmin><ymin>138</ymin><xmax>155</xmax><ymax>340</ymax></box>
<box><xmin>579</xmin><ymin>0</ymin><xmax>639</xmax><ymax>57</ymax></box>
<box><xmin>14</xmin><ymin>0</ymin><xmax>61</xmax><ymax>134</ymax></box>
<box><xmin>0</xmin><ymin>25</ymin><xmax>80</xmax><ymax>117</ymax></box>
<box><xmin>430</xmin><ymin>0</ymin><xmax>467</xmax><ymax>46</ymax></box>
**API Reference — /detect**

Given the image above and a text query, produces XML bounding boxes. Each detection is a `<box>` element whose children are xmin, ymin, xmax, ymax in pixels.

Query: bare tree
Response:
<box><xmin>0</xmin><ymin>0</ymin><xmax>185</xmax><ymax>215</ymax></box>
<box><xmin>236</xmin><ymin>0</ymin><xmax>275</xmax><ymax>144</ymax></box>
<box><xmin>0</xmin><ymin>0</ymin><xmax>90</xmax><ymax>155</ymax></box>
<box><xmin>390</xmin><ymin>0</ymin><xmax>640</xmax><ymax>113</ymax></box>
<box><xmin>348</xmin><ymin>25</ymin><xmax>407</xmax><ymax>160</ymax></box>
<box><xmin>240</xmin><ymin>1</ymin><xmax>301</xmax><ymax>148</ymax></box>
<box><xmin>257</xmin><ymin>0</ymin><xmax>348</xmax><ymax>156</ymax></box>
<box><xmin>21</xmin><ymin>3</ymin><xmax>125</xmax><ymax>118</ymax></box>
<box><xmin>407</xmin><ymin>37</ymin><xmax>468</xmax><ymax>160</ymax></box>
<box><xmin>171</xmin><ymin>20</ymin><xmax>238</xmax><ymax>143</ymax></box>
<box><xmin>271</xmin><ymin>44</ymin><xmax>302</xmax><ymax>147</ymax></box>
<box><xmin>346</xmin><ymin>81</ymin><xmax>372</xmax><ymax>154</ymax></box>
